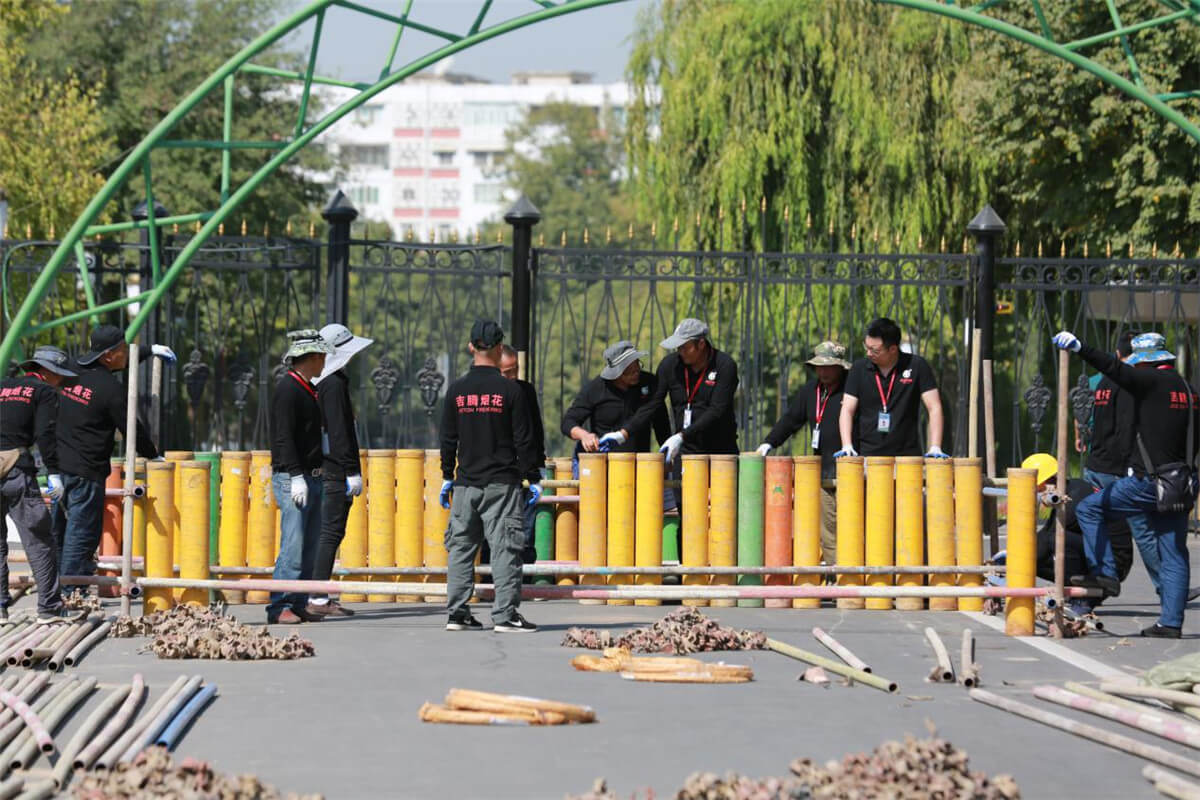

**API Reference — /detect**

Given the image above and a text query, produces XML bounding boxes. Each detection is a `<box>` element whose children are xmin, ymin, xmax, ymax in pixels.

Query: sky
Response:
<box><xmin>286</xmin><ymin>0</ymin><xmax>650</xmax><ymax>85</ymax></box>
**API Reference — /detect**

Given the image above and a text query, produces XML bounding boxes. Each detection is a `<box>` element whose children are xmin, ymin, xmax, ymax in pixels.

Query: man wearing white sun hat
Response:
<box><xmin>307</xmin><ymin>323</ymin><xmax>373</xmax><ymax>618</ymax></box>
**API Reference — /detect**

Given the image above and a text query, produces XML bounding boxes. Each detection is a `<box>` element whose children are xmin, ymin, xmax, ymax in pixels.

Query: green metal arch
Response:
<box><xmin>2</xmin><ymin>0</ymin><xmax>1198</xmax><ymax>368</ymax></box>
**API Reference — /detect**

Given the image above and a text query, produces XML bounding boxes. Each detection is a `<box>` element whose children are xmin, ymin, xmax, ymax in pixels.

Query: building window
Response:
<box><xmin>342</xmin><ymin>145</ymin><xmax>389</xmax><ymax>168</ymax></box>
<box><xmin>401</xmin><ymin>187</ymin><xmax>417</xmax><ymax>202</ymax></box>
<box><xmin>439</xmin><ymin>186</ymin><xmax>460</xmax><ymax>205</ymax></box>
<box><xmin>349</xmin><ymin>186</ymin><xmax>379</xmax><ymax>206</ymax></box>
<box><xmin>473</xmin><ymin>184</ymin><xmax>503</xmax><ymax>204</ymax></box>
<box><xmin>464</xmin><ymin>102</ymin><xmax>520</xmax><ymax>128</ymax></box>
<box><xmin>354</xmin><ymin>104</ymin><xmax>383</xmax><ymax>125</ymax></box>
<box><xmin>395</xmin><ymin>144</ymin><xmax>421</xmax><ymax>166</ymax></box>
<box><xmin>433</xmin><ymin>151</ymin><xmax>455</xmax><ymax>166</ymax></box>
<box><xmin>437</xmin><ymin>224</ymin><xmax>452</xmax><ymax>241</ymax></box>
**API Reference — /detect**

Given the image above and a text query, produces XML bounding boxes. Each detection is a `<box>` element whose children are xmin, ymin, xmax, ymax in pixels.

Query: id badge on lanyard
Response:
<box><xmin>877</xmin><ymin>412</ymin><xmax>891</xmax><ymax>433</ymax></box>
<box><xmin>811</xmin><ymin>427</ymin><xmax>820</xmax><ymax>449</ymax></box>
<box><xmin>875</xmin><ymin>371</ymin><xmax>896</xmax><ymax>435</ymax></box>
<box><xmin>683</xmin><ymin>404</ymin><xmax>693</xmax><ymax>430</ymax></box>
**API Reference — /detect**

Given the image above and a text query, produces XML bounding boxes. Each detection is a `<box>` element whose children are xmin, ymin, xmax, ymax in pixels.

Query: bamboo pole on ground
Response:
<box><xmin>961</xmin><ymin>629</ymin><xmax>980</xmax><ymax>687</ymax></box>
<box><xmin>924</xmin><ymin>627</ymin><xmax>955</xmax><ymax>682</ymax></box>
<box><xmin>1145</xmin><ymin>766</ymin><xmax>1200</xmax><ymax>800</ymax></box>
<box><xmin>767</xmin><ymin>638</ymin><xmax>897</xmax><ymax>693</ymax></box>
<box><xmin>1035</xmin><ymin>685</ymin><xmax>1200</xmax><ymax>749</ymax></box>
<box><xmin>811</xmin><ymin>626</ymin><xmax>871</xmax><ymax>673</ymax></box>
<box><xmin>792</xmin><ymin>456</ymin><xmax>822</xmax><ymax>609</ymax></box>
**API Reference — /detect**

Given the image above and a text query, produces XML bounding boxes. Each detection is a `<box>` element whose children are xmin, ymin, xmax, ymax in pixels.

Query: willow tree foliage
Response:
<box><xmin>626</xmin><ymin>0</ymin><xmax>992</xmax><ymax>252</ymax></box>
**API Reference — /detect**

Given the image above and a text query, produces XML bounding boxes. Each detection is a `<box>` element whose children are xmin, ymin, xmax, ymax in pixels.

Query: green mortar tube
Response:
<box><xmin>194</xmin><ymin>452</ymin><xmax>221</xmax><ymax>565</ymax></box>
<box><xmin>737</xmin><ymin>454</ymin><xmax>765</xmax><ymax>607</ymax></box>
<box><xmin>662</xmin><ymin>516</ymin><xmax>681</xmax><ymax>564</ymax></box>
<box><xmin>534</xmin><ymin>507</ymin><xmax>554</xmax><ymax>585</ymax></box>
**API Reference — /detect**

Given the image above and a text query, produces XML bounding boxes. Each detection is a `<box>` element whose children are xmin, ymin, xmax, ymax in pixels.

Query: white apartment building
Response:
<box><xmin>314</xmin><ymin>71</ymin><xmax>628</xmax><ymax>241</ymax></box>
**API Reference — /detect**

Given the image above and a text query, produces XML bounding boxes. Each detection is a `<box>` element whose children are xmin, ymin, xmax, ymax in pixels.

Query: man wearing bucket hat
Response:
<box><xmin>306</xmin><ymin>323</ymin><xmax>373</xmax><ymax>618</ymax></box>
<box><xmin>53</xmin><ymin>325</ymin><xmax>171</xmax><ymax>597</ymax></box>
<box><xmin>267</xmin><ymin>329</ymin><xmax>333</xmax><ymax>625</ymax></box>
<box><xmin>0</xmin><ymin>346</ymin><xmax>77</xmax><ymax>623</ymax></box>
<box><xmin>440</xmin><ymin>319</ymin><xmax>538</xmax><ymax>632</ymax></box>
<box><xmin>560</xmin><ymin>340</ymin><xmax>670</xmax><ymax>458</ymax></box>
<box><xmin>1054</xmin><ymin>329</ymin><xmax>1200</xmax><ymax>638</ymax></box>
<box><xmin>619</xmin><ymin>318</ymin><xmax>739</xmax><ymax>463</ymax></box>
<box><xmin>756</xmin><ymin>340</ymin><xmax>851</xmax><ymax>563</ymax></box>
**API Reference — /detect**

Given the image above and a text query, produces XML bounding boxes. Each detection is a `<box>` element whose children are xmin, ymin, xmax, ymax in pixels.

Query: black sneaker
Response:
<box><xmin>446</xmin><ymin>611</ymin><xmax>483</xmax><ymax>631</ymax></box>
<box><xmin>493</xmin><ymin>613</ymin><xmax>537</xmax><ymax>633</ymax></box>
<box><xmin>1141</xmin><ymin>623</ymin><xmax>1183</xmax><ymax>639</ymax></box>
<box><xmin>1069</xmin><ymin>574</ymin><xmax>1121</xmax><ymax>598</ymax></box>
<box><xmin>1188</xmin><ymin>586</ymin><xmax>1200</xmax><ymax>602</ymax></box>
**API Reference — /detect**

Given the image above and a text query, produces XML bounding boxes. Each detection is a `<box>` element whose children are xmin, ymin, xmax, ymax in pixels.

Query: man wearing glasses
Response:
<box><xmin>834</xmin><ymin>317</ymin><xmax>947</xmax><ymax>460</ymax></box>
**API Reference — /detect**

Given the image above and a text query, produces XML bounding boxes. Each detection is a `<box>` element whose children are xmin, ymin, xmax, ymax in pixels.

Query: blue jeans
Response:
<box><xmin>1085</xmin><ymin>468</ymin><xmax>1160</xmax><ymax>593</ymax></box>
<box><xmin>267</xmin><ymin>474</ymin><xmax>323</xmax><ymax>617</ymax></box>
<box><xmin>1076</xmin><ymin>475</ymin><xmax>1190</xmax><ymax>629</ymax></box>
<box><xmin>52</xmin><ymin>474</ymin><xmax>106</xmax><ymax>588</ymax></box>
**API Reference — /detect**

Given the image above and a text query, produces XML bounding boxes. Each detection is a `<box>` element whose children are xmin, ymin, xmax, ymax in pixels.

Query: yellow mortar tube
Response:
<box><xmin>634</xmin><ymin>453</ymin><xmax>664</xmax><ymax>606</ymax></box>
<box><xmin>245</xmin><ymin>451</ymin><xmax>275</xmax><ymax>604</ymax></box>
<box><xmin>895</xmin><ymin>456</ymin><xmax>926</xmax><ymax>610</ymax></box>
<box><xmin>1005</xmin><ymin>467</ymin><xmax>1037</xmax><ymax>636</ymax></box>
<box><xmin>681</xmin><ymin>454</ymin><xmax>710</xmax><ymax>608</ymax></box>
<box><xmin>132</xmin><ymin>458</ymin><xmax>147</xmax><ymax>567</ymax></box>
<box><xmin>606</xmin><ymin>453</ymin><xmax>636</xmax><ymax>606</ymax></box>
<box><xmin>926</xmin><ymin>457</ymin><xmax>957</xmax><ymax>611</ymax></box>
<box><xmin>144</xmin><ymin>460</ymin><xmax>175</xmax><ymax>614</ymax></box>
<box><xmin>177</xmin><ymin>460</ymin><xmax>210</xmax><ymax>607</ymax></box>
<box><xmin>554</xmin><ymin>458</ymin><xmax>579</xmax><ymax>585</ymax></box>
<box><xmin>217</xmin><ymin>451</ymin><xmax>251</xmax><ymax>604</ymax></box>
<box><xmin>835</xmin><ymin>456</ymin><xmax>865</xmax><ymax>609</ymax></box>
<box><xmin>954</xmin><ymin>458</ymin><xmax>984</xmax><ymax>612</ymax></box>
<box><xmin>164</xmin><ymin>451</ymin><xmax>192</xmax><ymax>573</ymax></box>
<box><xmin>864</xmin><ymin>457</ymin><xmax>895</xmax><ymax>611</ymax></box>
<box><xmin>341</xmin><ymin>451</ymin><xmax>369</xmax><ymax>602</ymax></box>
<box><xmin>792</xmin><ymin>456</ymin><xmax>822</xmax><ymax>609</ymax></box>
<box><xmin>707</xmin><ymin>455</ymin><xmax>738</xmax><ymax>608</ymax></box>
<box><xmin>367</xmin><ymin>450</ymin><xmax>396</xmax><ymax>602</ymax></box>
<box><xmin>394</xmin><ymin>450</ymin><xmax>424</xmax><ymax>602</ymax></box>
<box><xmin>423</xmin><ymin>450</ymin><xmax>449</xmax><ymax>603</ymax></box>
<box><xmin>578</xmin><ymin>453</ymin><xmax>607</xmax><ymax>605</ymax></box>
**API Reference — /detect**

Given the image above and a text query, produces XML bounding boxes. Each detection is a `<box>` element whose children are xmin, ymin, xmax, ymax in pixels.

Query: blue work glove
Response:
<box><xmin>1052</xmin><ymin>331</ymin><xmax>1081</xmax><ymax>353</ymax></box>
<box><xmin>526</xmin><ymin>483</ymin><xmax>543</xmax><ymax>507</ymax></box>
<box><xmin>597</xmin><ymin>431</ymin><xmax>626</xmax><ymax>452</ymax></box>
<box><xmin>345</xmin><ymin>474</ymin><xmax>363</xmax><ymax>497</ymax></box>
<box><xmin>46</xmin><ymin>474</ymin><xmax>64</xmax><ymax>501</ymax></box>
<box><xmin>659</xmin><ymin>433</ymin><xmax>684</xmax><ymax>463</ymax></box>
<box><xmin>439</xmin><ymin>479</ymin><xmax>454</xmax><ymax>509</ymax></box>
<box><xmin>832</xmin><ymin>445</ymin><xmax>859</xmax><ymax>458</ymax></box>
<box><xmin>924</xmin><ymin>446</ymin><xmax>950</xmax><ymax>459</ymax></box>
<box><xmin>151</xmin><ymin>344</ymin><xmax>178</xmax><ymax>363</ymax></box>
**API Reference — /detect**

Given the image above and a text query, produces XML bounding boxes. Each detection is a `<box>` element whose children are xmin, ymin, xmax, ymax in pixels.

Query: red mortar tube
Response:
<box><xmin>763</xmin><ymin>457</ymin><xmax>794</xmax><ymax>608</ymax></box>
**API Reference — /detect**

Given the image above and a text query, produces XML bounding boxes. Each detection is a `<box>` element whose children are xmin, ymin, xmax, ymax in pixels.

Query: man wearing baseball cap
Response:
<box><xmin>560</xmin><ymin>340</ymin><xmax>670</xmax><ymax>459</ymax></box>
<box><xmin>307</xmin><ymin>323</ymin><xmax>373</xmax><ymax>618</ymax></box>
<box><xmin>619</xmin><ymin>318</ymin><xmax>740</xmax><ymax>463</ymax></box>
<box><xmin>756</xmin><ymin>340</ymin><xmax>851</xmax><ymax>562</ymax></box>
<box><xmin>53</xmin><ymin>325</ymin><xmax>173</xmax><ymax>596</ymax></box>
<box><xmin>267</xmin><ymin>329</ymin><xmax>333</xmax><ymax>625</ymax></box>
<box><xmin>440</xmin><ymin>319</ymin><xmax>539</xmax><ymax>632</ymax></box>
<box><xmin>1054</xmin><ymin>329</ymin><xmax>1200</xmax><ymax>638</ymax></box>
<box><xmin>0</xmin><ymin>346</ymin><xmax>77</xmax><ymax>623</ymax></box>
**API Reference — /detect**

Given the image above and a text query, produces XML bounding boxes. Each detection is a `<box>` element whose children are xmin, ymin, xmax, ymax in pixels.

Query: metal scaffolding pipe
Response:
<box><xmin>155</xmin><ymin>682</ymin><xmax>217</xmax><ymax>750</ymax></box>
<box><xmin>49</xmin><ymin>619</ymin><xmax>98</xmax><ymax>672</ymax></box>
<box><xmin>12</xmin><ymin>779</ymin><xmax>54</xmax><ymax>800</ymax></box>
<box><xmin>203</xmin><ymin>564</ymin><xmax>1003</xmax><ymax>576</ymax></box>
<box><xmin>121</xmin><ymin>675</ymin><xmax>202</xmax><ymax>763</ymax></box>
<box><xmin>12</xmin><ymin>678</ymin><xmax>96</xmax><ymax>769</ymax></box>
<box><xmin>0</xmin><ymin>690</ymin><xmax>51</xmax><ymax>756</ymax></box>
<box><xmin>971</xmin><ymin>688</ymin><xmax>1200</xmax><ymax>779</ymax></box>
<box><xmin>811</xmin><ymin>627</ymin><xmax>871</xmax><ymax>673</ymax></box>
<box><xmin>0</xmin><ymin>777</ymin><xmax>21</xmax><ymax>800</ymax></box>
<box><xmin>54</xmin><ymin>684</ymin><xmax>131</xmax><ymax>788</ymax></box>
<box><xmin>1035</xmin><ymin>685</ymin><xmax>1200</xmax><ymax>750</ymax></box>
<box><xmin>0</xmin><ymin>676</ymin><xmax>43</xmax><ymax>739</ymax></box>
<box><xmin>95</xmin><ymin>675</ymin><xmax>184</xmax><ymax>771</ymax></box>
<box><xmin>766</xmin><ymin>638</ymin><xmax>898</xmax><ymax>693</ymax></box>
<box><xmin>64</xmin><ymin>620</ymin><xmax>113</xmax><ymax>668</ymax></box>
<box><xmin>73</xmin><ymin>674</ymin><xmax>144</xmax><ymax>771</ymax></box>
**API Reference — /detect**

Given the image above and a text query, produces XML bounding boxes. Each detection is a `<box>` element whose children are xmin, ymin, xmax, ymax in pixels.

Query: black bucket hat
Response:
<box><xmin>19</xmin><ymin>345</ymin><xmax>77</xmax><ymax>377</ymax></box>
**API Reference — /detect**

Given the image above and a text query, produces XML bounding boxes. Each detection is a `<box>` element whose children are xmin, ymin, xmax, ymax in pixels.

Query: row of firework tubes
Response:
<box><xmin>73</xmin><ymin>451</ymin><xmax>1091</xmax><ymax>636</ymax></box>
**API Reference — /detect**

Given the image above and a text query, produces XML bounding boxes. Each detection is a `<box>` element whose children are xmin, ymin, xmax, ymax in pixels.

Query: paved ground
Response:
<box><xmin>10</xmin><ymin>541</ymin><xmax>1200</xmax><ymax>799</ymax></box>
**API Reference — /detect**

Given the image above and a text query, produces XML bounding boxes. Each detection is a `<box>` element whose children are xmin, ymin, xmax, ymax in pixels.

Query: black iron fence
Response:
<box><xmin>3</xmin><ymin>221</ymin><xmax>1197</xmax><ymax>471</ymax></box>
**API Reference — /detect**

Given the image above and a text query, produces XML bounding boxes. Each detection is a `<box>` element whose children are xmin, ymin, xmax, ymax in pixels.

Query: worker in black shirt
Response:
<box><xmin>755</xmin><ymin>340</ymin><xmax>851</xmax><ymax>562</ymax></box>
<box><xmin>835</xmin><ymin>317</ymin><xmax>947</xmax><ymax>459</ymax></box>
<box><xmin>561</xmin><ymin>340</ymin><xmax>671</xmax><ymax>460</ymax></box>
<box><xmin>308</xmin><ymin>323</ymin><xmax>372</xmax><ymax>619</ymax></box>
<box><xmin>267</xmin><ymin>329</ymin><xmax>333</xmax><ymax>625</ymax></box>
<box><xmin>620</xmin><ymin>318</ymin><xmax>739</xmax><ymax>463</ymax></box>
<box><xmin>53</xmin><ymin>325</ymin><xmax>171</xmax><ymax>591</ymax></box>
<box><xmin>1055</xmin><ymin>330</ymin><xmax>1200</xmax><ymax>638</ymax></box>
<box><xmin>500</xmin><ymin>344</ymin><xmax>545</xmax><ymax>564</ymax></box>
<box><xmin>440</xmin><ymin>320</ymin><xmax>538</xmax><ymax>633</ymax></box>
<box><xmin>0</xmin><ymin>346</ymin><xmax>77</xmax><ymax>624</ymax></box>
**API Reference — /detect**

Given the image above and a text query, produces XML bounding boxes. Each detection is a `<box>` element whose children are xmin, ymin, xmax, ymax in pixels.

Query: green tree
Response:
<box><xmin>0</xmin><ymin>0</ymin><xmax>112</xmax><ymax>238</ymax></box>
<box><xmin>23</xmin><ymin>0</ymin><xmax>328</xmax><ymax>231</ymax></box>
<box><xmin>626</xmin><ymin>0</ymin><xmax>992</xmax><ymax>252</ymax></box>
<box><xmin>968</xmin><ymin>1</ymin><xmax>1200</xmax><ymax>256</ymax></box>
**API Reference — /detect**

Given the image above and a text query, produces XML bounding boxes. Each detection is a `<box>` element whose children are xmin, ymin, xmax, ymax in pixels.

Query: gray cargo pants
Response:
<box><xmin>445</xmin><ymin>483</ymin><xmax>525</xmax><ymax>624</ymax></box>
<box><xmin>1</xmin><ymin>469</ymin><xmax>64</xmax><ymax>614</ymax></box>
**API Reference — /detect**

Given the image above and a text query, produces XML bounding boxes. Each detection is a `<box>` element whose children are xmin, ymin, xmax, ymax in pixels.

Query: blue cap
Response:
<box><xmin>1125</xmin><ymin>332</ymin><xmax>1175</xmax><ymax>365</ymax></box>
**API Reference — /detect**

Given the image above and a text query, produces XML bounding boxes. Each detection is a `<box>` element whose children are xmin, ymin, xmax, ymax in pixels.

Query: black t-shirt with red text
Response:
<box><xmin>0</xmin><ymin>375</ymin><xmax>60</xmax><ymax>473</ymax></box>
<box><xmin>56</xmin><ymin>363</ymin><xmax>158</xmax><ymax>481</ymax></box>
<box><xmin>843</xmin><ymin>351</ymin><xmax>937</xmax><ymax>456</ymax></box>
<box><xmin>440</xmin><ymin>365</ymin><xmax>533</xmax><ymax>487</ymax></box>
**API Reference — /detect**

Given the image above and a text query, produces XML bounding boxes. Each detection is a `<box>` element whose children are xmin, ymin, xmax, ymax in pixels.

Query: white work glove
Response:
<box><xmin>597</xmin><ymin>431</ymin><xmax>627</xmax><ymax>452</ymax></box>
<box><xmin>151</xmin><ymin>344</ymin><xmax>178</xmax><ymax>363</ymax></box>
<box><xmin>755</xmin><ymin>443</ymin><xmax>772</xmax><ymax>457</ymax></box>
<box><xmin>659</xmin><ymin>433</ymin><xmax>684</xmax><ymax>463</ymax></box>
<box><xmin>46</xmin><ymin>474</ymin><xmax>64</xmax><ymax>501</ymax></box>
<box><xmin>1052</xmin><ymin>331</ymin><xmax>1081</xmax><ymax>353</ymax></box>
<box><xmin>526</xmin><ymin>483</ymin><xmax>543</xmax><ymax>507</ymax></box>
<box><xmin>345</xmin><ymin>474</ymin><xmax>363</xmax><ymax>497</ymax></box>
<box><xmin>439</xmin><ymin>479</ymin><xmax>454</xmax><ymax>509</ymax></box>
<box><xmin>925</xmin><ymin>445</ymin><xmax>950</xmax><ymax>459</ymax></box>
<box><xmin>290</xmin><ymin>474</ymin><xmax>308</xmax><ymax>508</ymax></box>
<box><xmin>832</xmin><ymin>445</ymin><xmax>859</xmax><ymax>458</ymax></box>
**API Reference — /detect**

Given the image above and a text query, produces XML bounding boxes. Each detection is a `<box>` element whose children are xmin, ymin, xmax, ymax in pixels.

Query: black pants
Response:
<box><xmin>312</xmin><ymin>478</ymin><xmax>353</xmax><ymax>591</ymax></box>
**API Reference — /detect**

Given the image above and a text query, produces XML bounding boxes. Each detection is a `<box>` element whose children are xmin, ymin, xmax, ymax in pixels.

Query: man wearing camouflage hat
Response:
<box><xmin>267</xmin><ymin>329</ymin><xmax>333</xmax><ymax>625</ymax></box>
<box><xmin>757</xmin><ymin>341</ymin><xmax>851</xmax><ymax>563</ymax></box>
